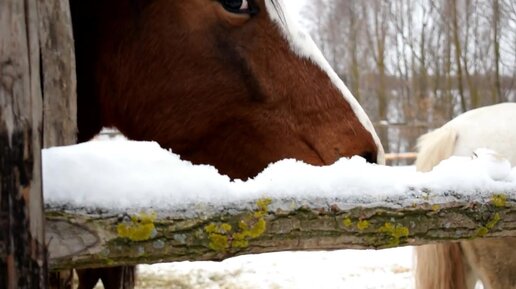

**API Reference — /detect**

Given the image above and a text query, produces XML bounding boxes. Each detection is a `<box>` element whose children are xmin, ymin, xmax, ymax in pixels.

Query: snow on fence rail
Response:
<box><xmin>44</xmin><ymin>141</ymin><xmax>516</xmax><ymax>270</ymax></box>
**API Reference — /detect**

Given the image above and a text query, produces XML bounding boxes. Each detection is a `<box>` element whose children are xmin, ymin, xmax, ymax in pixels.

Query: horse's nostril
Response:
<box><xmin>360</xmin><ymin>151</ymin><xmax>377</xmax><ymax>164</ymax></box>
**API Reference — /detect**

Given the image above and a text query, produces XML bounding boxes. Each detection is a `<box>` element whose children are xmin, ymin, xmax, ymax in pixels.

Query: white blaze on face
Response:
<box><xmin>264</xmin><ymin>0</ymin><xmax>385</xmax><ymax>164</ymax></box>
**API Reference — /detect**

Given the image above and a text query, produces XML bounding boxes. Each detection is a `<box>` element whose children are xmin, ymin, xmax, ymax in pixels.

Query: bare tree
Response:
<box><xmin>302</xmin><ymin>0</ymin><xmax>515</xmax><ymax>155</ymax></box>
<box><xmin>491</xmin><ymin>0</ymin><xmax>503</xmax><ymax>103</ymax></box>
<box><xmin>362</xmin><ymin>0</ymin><xmax>391</xmax><ymax>121</ymax></box>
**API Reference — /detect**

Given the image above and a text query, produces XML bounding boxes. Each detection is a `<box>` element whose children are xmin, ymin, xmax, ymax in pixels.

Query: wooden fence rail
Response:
<box><xmin>46</xmin><ymin>190</ymin><xmax>516</xmax><ymax>270</ymax></box>
<box><xmin>385</xmin><ymin>152</ymin><xmax>418</xmax><ymax>162</ymax></box>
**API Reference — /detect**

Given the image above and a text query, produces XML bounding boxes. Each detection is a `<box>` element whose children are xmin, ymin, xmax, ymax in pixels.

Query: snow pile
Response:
<box><xmin>43</xmin><ymin>140</ymin><xmax>516</xmax><ymax>210</ymax></box>
<box><xmin>136</xmin><ymin>248</ymin><xmax>415</xmax><ymax>289</ymax></box>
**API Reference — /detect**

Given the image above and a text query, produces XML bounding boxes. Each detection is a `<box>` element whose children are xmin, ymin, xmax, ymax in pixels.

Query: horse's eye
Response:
<box><xmin>219</xmin><ymin>0</ymin><xmax>254</xmax><ymax>14</ymax></box>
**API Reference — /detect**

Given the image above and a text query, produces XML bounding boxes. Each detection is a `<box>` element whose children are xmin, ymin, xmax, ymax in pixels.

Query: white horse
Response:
<box><xmin>414</xmin><ymin>102</ymin><xmax>516</xmax><ymax>289</ymax></box>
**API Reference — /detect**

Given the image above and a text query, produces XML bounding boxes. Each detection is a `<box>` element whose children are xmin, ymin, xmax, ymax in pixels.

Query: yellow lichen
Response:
<box><xmin>342</xmin><ymin>218</ymin><xmax>353</xmax><ymax>228</ymax></box>
<box><xmin>486</xmin><ymin>213</ymin><xmax>501</xmax><ymax>229</ymax></box>
<box><xmin>232</xmin><ymin>238</ymin><xmax>249</xmax><ymax>249</ymax></box>
<box><xmin>204</xmin><ymin>223</ymin><xmax>233</xmax><ymax>252</ymax></box>
<box><xmin>431</xmin><ymin>204</ymin><xmax>441</xmax><ymax>212</ymax></box>
<box><xmin>379</xmin><ymin>222</ymin><xmax>410</xmax><ymax>247</ymax></box>
<box><xmin>357</xmin><ymin>220</ymin><xmax>370</xmax><ymax>231</ymax></box>
<box><xmin>232</xmin><ymin>231</ymin><xmax>250</xmax><ymax>248</ymax></box>
<box><xmin>476</xmin><ymin>226</ymin><xmax>489</xmax><ymax>237</ymax></box>
<box><xmin>208</xmin><ymin>233</ymin><xmax>229</xmax><ymax>252</ymax></box>
<box><xmin>205</xmin><ymin>223</ymin><xmax>218</xmax><ymax>234</ymax></box>
<box><xmin>220</xmin><ymin>223</ymin><xmax>233</xmax><ymax>233</ymax></box>
<box><xmin>476</xmin><ymin>213</ymin><xmax>502</xmax><ymax>238</ymax></box>
<box><xmin>238</xmin><ymin>219</ymin><xmax>249</xmax><ymax>230</ymax></box>
<box><xmin>256</xmin><ymin>198</ymin><xmax>272</xmax><ymax>212</ymax></box>
<box><xmin>246</xmin><ymin>218</ymin><xmax>266</xmax><ymax>238</ymax></box>
<box><xmin>491</xmin><ymin>194</ymin><xmax>507</xmax><ymax>207</ymax></box>
<box><xmin>117</xmin><ymin>212</ymin><xmax>157</xmax><ymax>241</ymax></box>
<box><xmin>205</xmin><ymin>198</ymin><xmax>271</xmax><ymax>252</ymax></box>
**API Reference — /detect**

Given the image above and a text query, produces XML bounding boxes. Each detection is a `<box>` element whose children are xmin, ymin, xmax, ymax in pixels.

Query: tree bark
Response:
<box><xmin>46</xmin><ymin>192</ymin><xmax>516</xmax><ymax>271</ymax></box>
<box><xmin>0</xmin><ymin>0</ymin><xmax>47</xmax><ymax>287</ymax></box>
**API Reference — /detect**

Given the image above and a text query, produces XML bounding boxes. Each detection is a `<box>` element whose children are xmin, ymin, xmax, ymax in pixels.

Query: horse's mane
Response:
<box><xmin>269</xmin><ymin>0</ymin><xmax>288</xmax><ymax>26</ymax></box>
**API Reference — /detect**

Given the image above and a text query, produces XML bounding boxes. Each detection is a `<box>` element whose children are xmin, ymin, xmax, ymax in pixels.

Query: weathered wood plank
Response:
<box><xmin>36</xmin><ymin>0</ymin><xmax>78</xmax><ymax>287</ymax></box>
<box><xmin>37</xmin><ymin>0</ymin><xmax>77</xmax><ymax>148</ymax></box>
<box><xmin>46</xmin><ymin>192</ymin><xmax>515</xmax><ymax>270</ymax></box>
<box><xmin>0</xmin><ymin>0</ymin><xmax>47</xmax><ymax>287</ymax></box>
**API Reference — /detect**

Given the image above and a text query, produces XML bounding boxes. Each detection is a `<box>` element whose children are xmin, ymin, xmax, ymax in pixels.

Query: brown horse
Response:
<box><xmin>69</xmin><ymin>0</ymin><xmax>384</xmax><ymax>288</ymax></box>
<box><xmin>415</xmin><ymin>103</ymin><xmax>516</xmax><ymax>289</ymax></box>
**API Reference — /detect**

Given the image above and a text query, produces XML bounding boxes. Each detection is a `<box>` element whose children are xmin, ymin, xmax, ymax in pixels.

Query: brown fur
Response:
<box><xmin>70</xmin><ymin>0</ymin><xmax>381</xmax><ymax>288</ymax></box>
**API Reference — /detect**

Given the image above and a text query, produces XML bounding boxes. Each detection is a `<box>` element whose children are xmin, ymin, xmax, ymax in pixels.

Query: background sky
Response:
<box><xmin>283</xmin><ymin>0</ymin><xmax>308</xmax><ymax>24</ymax></box>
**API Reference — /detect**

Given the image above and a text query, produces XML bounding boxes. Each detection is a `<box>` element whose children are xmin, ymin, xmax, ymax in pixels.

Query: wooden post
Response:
<box><xmin>0</xmin><ymin>0</ymin><xmax>47</xmax><ymax>287</ymax></box>
<box><xmin>37</xmin><ymin>0</ymin><xmax>78</xmax><ymax>287</ymax></box>
<box><xmin>1</xmin><ymin>0</ymin><xmax>76</xmax><ymax>286</ymax></box>
<box><xmin>37</xmin><ymin>0</ymin><xmax>77</xmax><ymax>148</ymax></box>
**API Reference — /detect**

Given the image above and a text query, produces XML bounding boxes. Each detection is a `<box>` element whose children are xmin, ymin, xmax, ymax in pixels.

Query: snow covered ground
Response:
<box><xmin>135</xmin><ymin>247</ymin><xmax>415</xmax><ymax>289</ymax></box>
<box><xmin>134</xmin><ymin>246</ymin><xmax>487</xmax><ymax>289</ymax></box>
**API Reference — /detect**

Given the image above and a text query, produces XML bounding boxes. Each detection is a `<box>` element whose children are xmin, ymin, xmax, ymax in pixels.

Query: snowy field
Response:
<box><xmin>135</xmin><ymin>248</ymin><xmax>415</xmax><ymax>289</ymax></box>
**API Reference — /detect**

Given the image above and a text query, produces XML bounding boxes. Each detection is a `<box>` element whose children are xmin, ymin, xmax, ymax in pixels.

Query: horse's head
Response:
<box><xmin>74</xmin><ymin>0</ymin><xmax>384</xmax><ymax>179</ymax></box>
